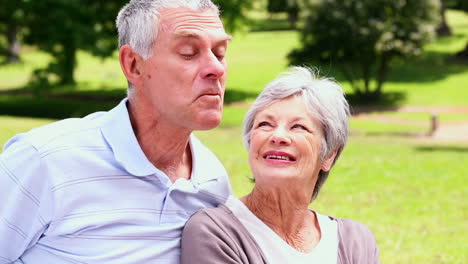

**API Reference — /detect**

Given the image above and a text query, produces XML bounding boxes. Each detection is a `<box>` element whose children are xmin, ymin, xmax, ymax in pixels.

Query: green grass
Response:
<box><xmin>195</xmin><ymin>128</ymin><xmax>468</xmax><ymax>264</ymax></box>
<box><xmin>0</xmin><ymin>7</ymin><xmax>467</xmax><ymax>264</ymax></box>
<box><xmin>358</xmin><ymin>111</ymin><xmax>468</xmax><ymax>122</ymax></box>
<box><xmin>2</xmin><ymin>115</ymin><xmax>466</xmax><ymax>264</ymax></box>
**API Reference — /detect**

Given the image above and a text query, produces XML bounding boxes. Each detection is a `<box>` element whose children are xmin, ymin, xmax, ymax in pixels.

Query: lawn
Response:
<box><xmin>195</xmin><ymin>127</ymin><xmax>468</xmax><ymax>264</ymax></box>
<box><xmin>0</xmin><ymin>8</ymin><xmax>467</xmax><ymax>264</ymax></box>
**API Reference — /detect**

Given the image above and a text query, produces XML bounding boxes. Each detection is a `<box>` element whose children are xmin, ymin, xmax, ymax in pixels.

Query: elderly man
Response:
<box><xmin>0</xmin><ymin>0</ymin><xmax>232</xmax><ymax>263</ymax></box>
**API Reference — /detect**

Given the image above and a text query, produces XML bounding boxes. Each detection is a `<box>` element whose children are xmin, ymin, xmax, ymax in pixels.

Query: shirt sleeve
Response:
<box><xmin>181</xmin><ymin>210</ymin><xmax>247</xmax><ymax>264</ymax></box>
<box><xmin>0</xmin><ymin>137</ymin><xmax>52</xmax><ymax>263</ymax></box>
<box><xmin>337</xmin><ymin>218</ymin><xmax>380</xmax><ymax>264</ymax></box>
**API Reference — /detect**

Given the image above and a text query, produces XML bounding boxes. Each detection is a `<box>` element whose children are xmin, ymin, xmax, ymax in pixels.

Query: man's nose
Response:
<box><xmin>200</xmin><ymin>52</ymin><xmax>226</xmax><ymax>80</ymax></box>
<box><xmin>270</xmin><ymin>128</ymin><xmax>291</xmax><ymax>145</ymax></box>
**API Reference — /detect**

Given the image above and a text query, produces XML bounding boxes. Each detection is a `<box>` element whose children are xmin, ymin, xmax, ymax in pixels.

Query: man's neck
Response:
<box><xmin>127</xmin><ymin>100</ymin><xmax>193</xmax><ymax>182</ymax></box>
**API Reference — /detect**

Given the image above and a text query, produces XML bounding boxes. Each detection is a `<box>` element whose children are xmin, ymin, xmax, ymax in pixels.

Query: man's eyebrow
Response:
<box><xmin>174</xmin><ymin>30</ymin><xmax>233</xmax><ymax>42</ymax></box>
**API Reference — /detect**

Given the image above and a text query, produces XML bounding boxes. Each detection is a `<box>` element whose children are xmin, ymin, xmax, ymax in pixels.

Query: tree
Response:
<box><xmin>444</xmin><ymin>0</ymin><xmax>468</xmax><ymax>59</ymax></box>
<box><xmin>289</xmin><ymin>0</ymin><xmax>440</xmax><ymax>100</ymax></box>
<box><xmin>23</xmin><ymin>0</ymin><xmax>248</xmax><ymax>86</ymax></box>
<box><xmin>214</xmin><ymin>0</ymin><xmax>252</xmax><ymax>32</ymax></box>
<box><xmin>267</xmin><ymin>0</ymin><xmax>300</xmax><ymax>28</ymax></box>
<box><xmin>436</xmin><ymin>0</ymin><xmax>451</xmax><ymax>36</ymax></box>
<box><xmin>0</xmin><ymin>0</ymin><xmax>27</xmax><ymax>63</ymax></box>
<box><xmin>23</xmin><ymin>0</ymin><xmax>127</xmax><ymax>85</ymax></box>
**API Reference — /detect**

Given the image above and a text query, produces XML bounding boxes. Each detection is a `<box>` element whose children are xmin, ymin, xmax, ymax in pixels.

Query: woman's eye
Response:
<box><xmin>258</xmin><ymin>121</ymin><xmax>270</xmax><ymax>127</ymax></box>
<box><xmin>292</xmin><ymin>124</ymin><xmax>309</xmax><ymax>131</ymax></box>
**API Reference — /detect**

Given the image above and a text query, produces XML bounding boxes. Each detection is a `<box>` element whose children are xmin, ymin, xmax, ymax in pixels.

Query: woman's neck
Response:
<box><xmin>241</xmin><ymin>186</ymin><xmax>321</xmax><ymax>253</ymax></box>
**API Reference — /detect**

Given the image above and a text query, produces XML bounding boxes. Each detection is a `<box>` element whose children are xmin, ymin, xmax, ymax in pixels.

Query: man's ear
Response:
<box><xmin>321</xmin><ymin>150</ymin><xmax>338</xmax><ymax>172</ymax></box>
<box><xmin>119</xmin><ymin>45</ymin><xmax>145</xmax><ymax>87</ymax></box>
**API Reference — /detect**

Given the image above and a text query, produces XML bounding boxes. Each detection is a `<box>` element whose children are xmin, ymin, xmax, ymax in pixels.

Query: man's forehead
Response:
<box><xmin>159</xmin><ymin>7</ymin><xmax>225</xmax><ymax>32</ymax></box>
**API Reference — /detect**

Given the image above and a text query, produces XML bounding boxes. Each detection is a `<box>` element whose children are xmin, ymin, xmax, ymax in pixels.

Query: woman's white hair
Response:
<box><xmin>116</xmin><ymin>0</ymin><xmax>219</xmax><ymax>60</ymax></box>
<box><xmin>243</xmin><ymin>66</ymin><xmax>350</xmax><ymax>200</ymax></box>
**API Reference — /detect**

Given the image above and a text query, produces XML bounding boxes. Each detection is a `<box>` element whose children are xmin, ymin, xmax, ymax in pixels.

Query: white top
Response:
<box><xmin>0</xmin><ymin>98</ymin><xmax>232</xmax><ymax>264</ymax></box>
<box><xmin>226</xmin><ymin>195</ymin><xmax>338</xmax><ymax>264</ymax></box>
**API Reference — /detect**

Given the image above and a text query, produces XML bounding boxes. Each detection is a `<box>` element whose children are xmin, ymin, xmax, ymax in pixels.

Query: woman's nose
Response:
<box><xmin>270</xmin><ymin>128</ymin><xmax>291</xmax><ymax>145</ymax></box>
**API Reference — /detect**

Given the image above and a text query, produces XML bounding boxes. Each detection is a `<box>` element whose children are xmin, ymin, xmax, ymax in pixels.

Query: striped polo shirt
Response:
<box><xmin>0</xmin><ymin>98</ymin><xmax>232</xmax><ymax>263</ymax></box>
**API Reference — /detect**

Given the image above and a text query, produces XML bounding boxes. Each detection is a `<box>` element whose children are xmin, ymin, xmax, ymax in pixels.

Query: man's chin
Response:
<box><xmin>194</xmin><ymin>113</ymin><xmax>222</xmax><ymax>131</ymax></box>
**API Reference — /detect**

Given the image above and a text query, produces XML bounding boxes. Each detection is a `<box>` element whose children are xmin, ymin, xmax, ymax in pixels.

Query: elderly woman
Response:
<box><xmin>181</xmin><ymin>67</ymin><xmax>379</xmax><ymax>264</ymax></box>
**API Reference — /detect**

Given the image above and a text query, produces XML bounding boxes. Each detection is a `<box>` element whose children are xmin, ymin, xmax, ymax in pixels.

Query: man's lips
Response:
<box><xmin>263</xmin><ymin>150</ymin><xmax>296</xmax><ymax>162</ymax></box>
<box><xmin>197</xmin><ymin>90</ymin><xmax>222</xmax><ymax>99</ymax></box>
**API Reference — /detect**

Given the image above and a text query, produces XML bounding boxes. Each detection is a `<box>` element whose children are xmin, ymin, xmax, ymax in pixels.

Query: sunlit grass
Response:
<box><xmin>0</xmin><ymin>7</ymin><xmax>467</xmax><ymax>264</ymax></box>
<box><xmin>194</xmin><ymin>126</ymin><xmax>468</xmax><ymax>264</ymax></box>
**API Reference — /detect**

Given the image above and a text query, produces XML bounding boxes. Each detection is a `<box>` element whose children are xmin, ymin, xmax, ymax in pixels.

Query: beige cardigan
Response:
<box><xmin>181</xmin><ymin>205</ymin><xmax>380</xmax><ymax>264</ymax></box>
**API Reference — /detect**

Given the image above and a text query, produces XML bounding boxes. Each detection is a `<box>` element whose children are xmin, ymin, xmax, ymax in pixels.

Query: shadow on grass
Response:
<box><xmin>415</xmin><ymin>145</ymin><xmax>468</xmax><ymax>153</ymax></box>
<box><xmin>248</xmin><ymin>16</ymin><xmax>294</xmax><ymax>32</ymax></box>
<box><xmin>224</xmin><ymin>88</ymin><xmax>258</xmax><ymax>104</ymax></box>
<box><xmin>0</xmin><ymin>94</ymin><xmax>120</xmax><ymax>119</ymax></box>
<box><xmin>347</xmin><ymin>91</ymin><xmax>407</xmax><ymax>114</ymax></box>
<box><xmin>388</xmin><ymin>50</ymin><xmax>468</xmax><ymax>83</ymax></box>
<box><xmin>0</xmin><ymin>86</ymin><xmax>258</xmax><ymax>119</ymax></box>
<box><xmin>0</xmin><ymin>83</ymin><xmax>126</xmax><ymax>119</ymax></box>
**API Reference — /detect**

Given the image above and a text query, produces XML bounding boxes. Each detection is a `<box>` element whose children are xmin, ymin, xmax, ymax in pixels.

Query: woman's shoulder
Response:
<box><xmin>335</xmin><ymin>218</ymin><xmax>375</xmax><ymax>239</ymax></box>
<box><xmin>183</xmin><ymin>204</ymin><xmax>241</xmax><ymax>241</ymax></box>
<box><xmin>186</xmin><ymin>204</ymin><xmax>234</xmax><ymax>227</ymax></box>
<box><xmin>331</xmin><ymin>217</ymin><xmax>380</xmax><ymax>264</ymax></box>
<box><xmin>182</xmin><ymin>205</ymin><xmax>268</xmax><ymax>264</ymax></box>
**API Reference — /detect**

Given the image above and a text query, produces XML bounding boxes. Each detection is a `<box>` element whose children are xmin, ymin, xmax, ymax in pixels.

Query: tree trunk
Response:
<box><xmin>340</xmin><ymin>65</ymin><xmax>358</xmax><ymax>94</ymax></box>
<box><xmin>6</xmin><ymin>23</ymin><xmax>20</xmax><ymax>63</ymax></box>
<box><xmin>59</xmin><ymin>41</ymin><xmax>76</xmax><ymax>85</ymax></box>
<box><xmin>362</xmin><ymin>63</ymin><xmax>371</xmax><ymax>96</ymax></box>
<box><xmin>375</xmin><ymin>53</ymin><xmax>390</xmax><ymax>98</ymax></box>
<box><xmin>455</xmin><ymin>42</ymin><xmax>468</xmax><ymax>60</ymax></box>
<box><xmin>287</xmin><ymin>7</ymin><xmax>299</xmax><ymax>29</ymax></box>
<box><xmin>436</xmin><ymin>0</ymin><xmax>452</xmax><ymax>36</ymax></box>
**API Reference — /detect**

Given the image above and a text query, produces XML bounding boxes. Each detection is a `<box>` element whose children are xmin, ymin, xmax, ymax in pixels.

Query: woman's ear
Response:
<box><xmin>321</xmin><ymin>150</ymin><xmax>338</xmax><ymax>172</ymax></box>
<box><xmin>119</xmin><ymin>45</ymin><xmax>145</xmax><ymax>87</ymax></box>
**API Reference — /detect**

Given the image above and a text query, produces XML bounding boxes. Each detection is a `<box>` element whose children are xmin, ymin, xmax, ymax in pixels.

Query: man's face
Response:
<box><xmin>139</xmin><ymin>8</ymin><xmax>230</xmax><ymax>131</ymax></box>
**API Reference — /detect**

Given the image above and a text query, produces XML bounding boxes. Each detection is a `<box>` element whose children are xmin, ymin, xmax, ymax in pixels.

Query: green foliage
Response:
<box><xmin>290</xmin><ymin>0</ymin><xmax>441</xmax><ymax>101</ymax></box>
<box><xmin>14</xmin><ymin>0</ymin><xmax>249</xmax><ymax>88</ymax></box>
<box><xmin>23</xmin><ymin>0</ymin><xmax>127</xmax><ymax>85</ymax></box>
<box><xmin>445</xmin><ymin>0</ymin><xmax>468</xmax><ymax>11</ymax></box>
<box><xmin>213</xmin><ymin>0</ymin><xmax>253</xmax><ymax>33</ymax></box>
<box><xmin>266</xmin><ymin>0</ymin><xmax>300</xmax><ymax>28</ymax></box>
<box><xmin>267</xmin><ymin>0</ymin><xmax>297</xmax><ymax>13</ymax></box>
<box><xmin>0</xmin><ymin>0</ymin><xmax>27</xmax><ymax>63</ymax></box>
<box><xmin>444</xmin><ymin>0</ymin><xmax>468</xmax><ymax>58</ymax></box>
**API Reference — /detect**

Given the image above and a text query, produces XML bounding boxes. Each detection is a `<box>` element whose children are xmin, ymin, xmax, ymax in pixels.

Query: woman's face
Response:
<box><xmin>248</xmin><ymin>96</ymin><xmax>334</xmax><ymax>189</ymax></box>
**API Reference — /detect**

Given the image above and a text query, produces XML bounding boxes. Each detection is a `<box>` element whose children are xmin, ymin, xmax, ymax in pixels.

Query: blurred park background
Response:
<box><xmin>0</xmin><ymin>0</ymin><xmax>467</xmax><ymax>263</ymax></box>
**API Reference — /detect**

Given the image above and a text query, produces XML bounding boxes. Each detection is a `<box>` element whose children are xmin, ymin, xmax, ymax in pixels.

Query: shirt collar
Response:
<box><xmin>101</xmin><ymin>98</ymin><xmax>158</xmax><ymax>177</ymax></box>
<box><xmin>189</xmin><ymin>134</ymin><xmax>219</xmax><ymax>183</ymax></box>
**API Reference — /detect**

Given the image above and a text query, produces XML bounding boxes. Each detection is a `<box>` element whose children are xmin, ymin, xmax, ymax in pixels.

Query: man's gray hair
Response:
<box><xmin>243</xmin><ymin>66</ymin><xmax>350</xmax><ymax>200</ymax></box>
<box><xmin>116</xmin><ymin>0</ymin><xmax>219</xmax><ymax>60</ymax></box>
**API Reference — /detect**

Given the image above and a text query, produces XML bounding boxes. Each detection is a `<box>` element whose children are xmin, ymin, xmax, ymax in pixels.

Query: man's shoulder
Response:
<box><xmin>5</xmin><ymin>111</ymin><xmax>108</xmax><ymax>153</ymax></box>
